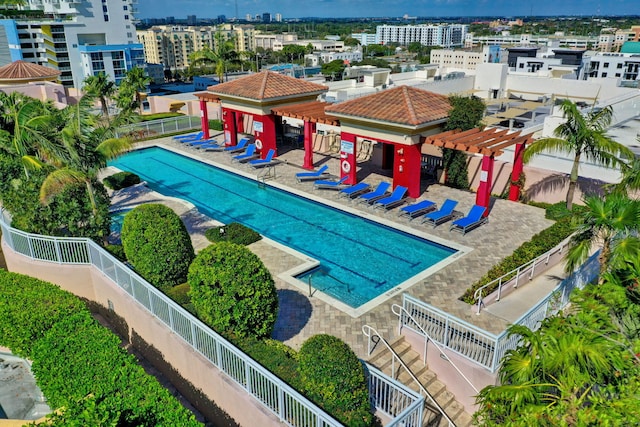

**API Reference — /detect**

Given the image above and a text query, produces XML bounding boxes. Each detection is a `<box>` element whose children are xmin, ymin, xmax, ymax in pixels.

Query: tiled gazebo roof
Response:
<box><xmin>325</xmin><ymin>86</ymin><xmax>451</xmax><ymax>127</ymax></box>
<box><xmin>207</xmin><ymin>71</ymin><xmax>327</xmax><ymax>101</ymax></box>
<box><xmin>0</xmin><ymin>60</ymin><xmax>60</xmax><ymax>83</ymax></box>
<box><xmin>271</xmin><ymin>101</ymin><xmax>340</xmax><ymax>126</ymax></box>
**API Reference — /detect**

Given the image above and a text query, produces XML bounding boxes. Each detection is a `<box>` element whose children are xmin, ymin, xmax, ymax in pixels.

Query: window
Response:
<box><xmin>603</xmin><ymin>62</ymin><xmax>609</xmax><ymax>68</ymax></box>
<box><xmin>123</xmin><ymin>5</ymin><xmax>127</xmax><ymax>10</ymax></box>
<box><xmin>91</xmin><ymin>52</ymin><xmax>105</xmax><ymax>72</ymax></box>
<box><xmin>615</xmin><ymin>73</ymin><xmax>621</xmax><ymax>77</ymax></box>
<box><xmin>126</xmin><ymin>32</ymin><xmax>132</xmax><ymax>38</ymax></box>
<box><xmin>124</xmin><ymin>14</ymin><xmax>129</xmax><ymax>20</ymax></box>
<box><xmin>104</xmin><ymin>15</ymin><xmax>109</xmax><ymax>21</ymax></box>
<box><xmin>102</xmin><ymin>5</ymin><xmax>108</xmax><ymax>12</ymax></box>
<box><xmin>602</xmin><ymin>72</ymin><xmax>607</xmax><ymax>77</ymax></box>
<box><xmin>617</xmin><ymin>63</ymin><xmax>623</xmax><ymax>69</ymax></box>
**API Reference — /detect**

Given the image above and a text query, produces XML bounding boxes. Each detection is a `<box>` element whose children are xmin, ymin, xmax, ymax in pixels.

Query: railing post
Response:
<box><xmin>277</xmin><ymin>386</ymin><xmax>285</xmax><ymax>422</ymax></box>
<box><xmin>27</xmin><ymin>236</ymin><xmax>34</xmax><ymax>259</ymax></box>
<box><xmin>530</xmin><ymin>258</ymin><xmax>536</xmax><ymax>280</ymax></box>
<box><xmin>245</xmin><ymin>362</ymin><xmax>252</xmax><ymax>394</ymax></box>
<box><xmin>161</xmin><ymin>121</ymin><xmax>165</xmax><ymax>134</ymax></box>
<box><xmin>54</xmin><ymin>239</ymin><xmax>63</xmax><ymax>263</ymax></box>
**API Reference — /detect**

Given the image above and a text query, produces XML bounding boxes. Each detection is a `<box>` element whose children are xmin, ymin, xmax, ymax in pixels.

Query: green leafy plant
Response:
<box><xmin>104</xmin><ymin>243</ymin><xmax>126</xmax><ymax>261</ymax></box>
<box><xmin>103</xmin><ymin>171</ymin><xmax>141</xmax><ymax>190</ymax></box>
<box><xmin>298</xmin><ymin>334</ymin><xmax>373</xmax><ymax>427</ymax></box>
<box><xmin>205</xmin><ymin>222</ymin><xmax>262</xmax><ymax>245</ymax></box>
<box><xmin>121</xmin><ymin>204</ymin><xmax>195</xmax><ymax>291</ymax></box>
<box><xmin>208</xmin><ymin>119</ymin><xmax>223</xmax><ymax>131</ymax></box>
<box><xmin>188</xmin><ymin>242</ymin><xmax>278</xmax><ymax>339</ymax></box>
<box><xmin>139</xmin><ymin>112</ymin><xmax>184</xmax><ymax>121</ymax></box>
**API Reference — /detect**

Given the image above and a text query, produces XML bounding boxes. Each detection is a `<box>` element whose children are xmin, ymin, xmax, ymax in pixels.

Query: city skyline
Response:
<box><xmin>137</xmin><ymin>0</ymin><xmax>638</xmax><ymax>21</ymax></box>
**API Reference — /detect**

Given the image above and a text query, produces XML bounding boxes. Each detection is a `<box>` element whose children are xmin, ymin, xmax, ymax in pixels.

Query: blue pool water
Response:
<box><xmin>110</xmin><ymin>209</ymin><xmax>131</xmax><ymax>235</ymax></box>
<box><xmin>109</xmin><ymin>147</ymin><xmax>456</xmax><ymax>309</ymax></box>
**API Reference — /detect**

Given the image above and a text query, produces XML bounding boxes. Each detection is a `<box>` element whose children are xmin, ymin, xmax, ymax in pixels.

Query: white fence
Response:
<box><xmin>0</xmin><ymin>211</ymin><xmax>423</xmax><ymax>426</ymax></box>
<box><xmin>115</xmin><ymin>116</ymin><xmax>201</xmax><ymax>138</ymax></box>
<box><xmin>400</xmin><ymin>251</ymin><xmax>600</xmax><ymax>373</ymax></box>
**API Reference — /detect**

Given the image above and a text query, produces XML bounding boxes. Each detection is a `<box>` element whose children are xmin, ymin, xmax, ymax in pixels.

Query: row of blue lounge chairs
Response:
<box><xmin>174</xmin><ymin>133</ymin><xmax>279</xmax><ymax>168</ymax></box>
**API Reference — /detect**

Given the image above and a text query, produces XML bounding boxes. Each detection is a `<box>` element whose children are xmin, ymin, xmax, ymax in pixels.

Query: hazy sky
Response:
<box><xmin>137</xmin><ymin>0</ymin><xmax>637</xmax><ymax>20</ymax></box>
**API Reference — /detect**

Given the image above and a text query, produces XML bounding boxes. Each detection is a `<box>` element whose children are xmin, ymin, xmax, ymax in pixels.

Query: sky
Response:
<box><xmin>137</xmin><ymin>0</ymin><xmax>638</xmax><ymax>20</ymax></box>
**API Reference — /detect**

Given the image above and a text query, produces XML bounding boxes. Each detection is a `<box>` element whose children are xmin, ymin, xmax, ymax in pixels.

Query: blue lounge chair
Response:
<box><xmin>338</xmin><ymin>182</ymin><xmax>370</xmax><ymax>199</ymax></box>
<box><xmin>421</xmin><ymin>199</ymin><xmax>458</xmax><ymax>227</ymax></box>
<box><xmin>372</xmin><ymin>186</ymin><xmax>408</xmax><ymax>211</ymax></box>
<box><xmin>248</xmin><ymin>149</ymin><xmax>277</xmax><ymax>168</ymax></box>
<box><xmin>185</xmin><ymin>138</ymin><xmax>215</xmax><ymax>147</ymax></box>
<box><xmin>355</xmin><ymin>182</ymin><xmax>391</xmax><ymax>205</ymax></box>
<box><xmin>399</xmin><ymin>199</ymin><xmax>437</xmax><ymax>220</ymax></box>
<box><xmin>313</xmin><ymin>176</ymin><xmax>349</xmax><ymax>190</ymax></box>
<box><xmin>173</xmin><ymin>131</ymin><xmax>203</xmax><ymax>141</ymax></box>
<box><xmin>231</xmin><ymin>144</ymin><xmax>258</xmax><ymax>163</ymax></box>
<box><xmin>195</xmin><ymin>140</ymin><xmax>223</xmax><ymax>150</ymax></box>
<box><xmin>222</xmin><ymin>137</ymin><xmax>251</xmax><ymax>153</ymax></box>
<box><xmin>450</xmin><ymin>205</ymin><xmax>487</xmax><ymax>235</ymax></box>
<box><xmin>296</xmin><ymin>165</ymin><xmax>331</xmax><ymax>182</ymax></box>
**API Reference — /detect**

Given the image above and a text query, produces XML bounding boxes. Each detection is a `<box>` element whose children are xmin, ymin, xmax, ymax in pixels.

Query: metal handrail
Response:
<box><xmin>473</xmin><ymin>235</ymin><xmax>571</xmax><ymax>314</ymax></box>
<box><xmin>362</xmin><ymin>324</ymin><xmax>455</xmax><ymax>427</ymax></box>
<box><xmin>392</xmin><ymin>304</ymin><xmax>479</xmax><ymax>394</ymax></box>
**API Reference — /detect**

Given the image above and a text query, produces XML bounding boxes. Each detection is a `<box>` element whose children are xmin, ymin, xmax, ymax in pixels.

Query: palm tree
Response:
<box><xmin>523</xmin><ymin>100</ymin><xmax>634</xmax><ymax>210</ymax></box>
<box><xmin>565</xmin><ymin>192</ymin><xmax>640</xmax><ymax>277</ymax></box>
<box><xmin>189</xmin><ymin>31</ymin><xmax>237</xmax><ymax>83</ymax></box>
<box><xmin>118</xmin><ymin>67</ymin><xmax>151</xmax><ymax>113</ymax></box>
<box><xmin>83</xmin><ymin>72</ymin><xmax>115</xmax><ymax>119</ymax></box>
<box><xmin>0</xmin><ymin>92</ymin><xmax>55</xmax><ymax>174</ymax></box>
<box><xmin>39</xmin><ymin>95</ymin><xmax>132</xmax><ymax>216</ymax></box>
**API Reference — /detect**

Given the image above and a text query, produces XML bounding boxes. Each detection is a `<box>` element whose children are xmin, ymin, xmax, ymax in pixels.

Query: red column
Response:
<box><xmin>393</xmin><ymin>143</ymin><xmax>421</xmax><ymax>198</ymax></box>
<box><xmin>199</xmin><ymin>100</ymin><xmax>210</xmax><ymax>140</ymax></box>
<box><xmin>222</xmin><ymin>108</ymin><xmax>237</xmax><ymax>147</ymax></box>
<box><xmin>303</xmin><ymin>121</ymin><xmax>316</xmax><ymax>169</ymax></box>
<box><xmin>252</xmin><ymin>113</ymin><xmax>277</xmax><ymax>159</ymax></box>
<box><xmin>475</xmin><ymin>155</ymin><xmax>494</xmax><ymax>217</ymax></box>
<box><xmin>508</xmin><ymin>142</ymin><xmax>526</xmax><ymax>201</ymax></box>
<box><xmin>339</xmin><ymin>132</ymin><xmax>357</xmax><ymax>185</ymax></box>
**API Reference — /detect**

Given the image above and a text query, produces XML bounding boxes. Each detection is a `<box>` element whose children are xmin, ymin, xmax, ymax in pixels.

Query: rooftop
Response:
<box><xmin>207</xmin><ymin>71</ymin><xmax>327</xmax><ymax>101</ymax></box>
<box><xmin>0</xmin><ymin>61</ymin><xmax>60</xmax><ymax>83</ymax></box>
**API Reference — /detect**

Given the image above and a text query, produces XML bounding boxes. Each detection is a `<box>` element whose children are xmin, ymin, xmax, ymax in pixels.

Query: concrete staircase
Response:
<box><xmin>367</xmin><ymin>336</ymin><xmax>474</xmax><ymax>427</ymax></box>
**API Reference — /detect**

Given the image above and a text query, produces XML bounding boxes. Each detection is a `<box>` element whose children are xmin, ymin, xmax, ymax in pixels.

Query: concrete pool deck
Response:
<box><xmin>113</xmin><ymin>135</ymin><xmax>555</xmax><ymax>358</ymax></box>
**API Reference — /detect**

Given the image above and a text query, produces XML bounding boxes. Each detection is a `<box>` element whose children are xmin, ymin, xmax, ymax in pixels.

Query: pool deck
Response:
<box><xmin>115</xmin><ymin>135</ymin><xmax>555</xmax><ymax>358</ymax></box>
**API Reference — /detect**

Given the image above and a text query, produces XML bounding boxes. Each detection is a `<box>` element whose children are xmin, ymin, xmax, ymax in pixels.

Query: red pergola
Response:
<box><xmin>423</xmin><ymin>127</ymin><xmax>533</xmax><ymax>216</ymax></box>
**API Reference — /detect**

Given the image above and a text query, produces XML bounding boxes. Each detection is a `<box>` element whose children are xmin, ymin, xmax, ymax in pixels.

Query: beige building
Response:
<box><xmin>613</xmin><ymin>25</ymin><xmax>640</xmax><ymax>51</ymax></box>
<box><xmin>137</xmin><ymin>24</ymin><xmax>255</xmax><ymax>70</ymax></box>
<box><xmin>430</xmin><ymin>49</ymin><xmax>484</xmax><ymax>70</ymax></box>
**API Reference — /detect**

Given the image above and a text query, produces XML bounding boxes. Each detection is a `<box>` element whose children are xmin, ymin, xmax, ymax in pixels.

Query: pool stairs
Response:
<box><xmin>366</xmin><ymin>336</ymin><xmax>473</xmax><ymax>427</ymax></box>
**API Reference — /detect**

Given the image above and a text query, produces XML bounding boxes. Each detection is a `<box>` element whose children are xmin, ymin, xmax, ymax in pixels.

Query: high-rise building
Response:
<box><xmin>376</xmin><ymin>24</ymin><xmax>468</xmax><ymax>47</ymax></box>
<box><xmin>275</xmin><ymin>14</ymin><xmax>282</xmax><ymax>23</ymax></box>
<box><xmin>2</xmin><ymin>0</ymin><xmax>143</xmax><ymax>89</ymax></box>
<box><xmin>166</xmin><ymin>16</ymin><xmax>175</xmax><ymax>24</ymax></box>
<box><xmin>187</xmin><ymin>15</ymin><xmax>197</xmax><ymax>26</ymax></box>
<box><xmin>262</xmin><ymin>13</ymin><xmax>271</xmax><ymax>23</ymax></box>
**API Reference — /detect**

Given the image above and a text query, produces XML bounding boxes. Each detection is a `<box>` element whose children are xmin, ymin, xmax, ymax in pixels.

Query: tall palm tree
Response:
<box><xmin>189</xmin><ymin>31</ymin><xmax>237</xmax><ymax>83</ymax></box>
<box><xmin>523</xmin><ymin>100</ymin><xmax>634</xmax><ymax>210</ymax></box>
<box><xmin>118</xmin><ymin>67</ymin><xmax>151</xmax><ymax>113</ymax></box>
<box><xmin>83</xmin><ymin>72</ymin><xmax>116</xmax><ymax>119</ymax></box>
<box><xmin>565</xmin><ymin>192</ymin><xmax>640</xmax><ymax>277</ymax></box>
<box><xmin>0</xmin><ymin>92</ymin><xmax>55</xmax><ymax>174</ymax></box>
<box><xmin>39</xmin><ymin>95</ymin><xmax>132</xmax><ymax>216</ymax></box>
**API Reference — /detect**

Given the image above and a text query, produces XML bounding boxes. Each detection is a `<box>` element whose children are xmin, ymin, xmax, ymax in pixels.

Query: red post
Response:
<box><xmin>339</xmin><ymin>132</ymin><xmax>357</xmax><ymax>185</ymax></box>
<box><xmin>303</xmin><ymin>121</ymin><xmax>316</xmax><ymax>170</ymax></box>
<box><xmin>222</xmin><ymin>108</ymin><xmax>237</xmax><ymax>147</ymax></box>
<box><xmin>475</xmin><ymin>155</ymin><xmax>494</xmax><ymax>217</ymax></box>
<box><xmin>252</xmin><ymin>113</ymin><xmax>277</xmax><ymax>158</ymax></box>
<box><xmin>199</xmin><ymin>100</ymin><xmax>210</xmax><ymax>140</ymax></box>
<box><xmin>508</xmin><ymin>142</ymin><xmax>526</xmax><ymax>201</ymax></box>
<box><xmin>393</xmin><ymin>143</ymin><xmax>421</xmax><ymax>198</ymax></box>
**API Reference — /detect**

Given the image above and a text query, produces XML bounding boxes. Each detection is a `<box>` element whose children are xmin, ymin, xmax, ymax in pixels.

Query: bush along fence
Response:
<box><xmin>115</xmin><ymin>115</ymin><xmax>201</xmax><ymax>139</ymax></box>
<box><xmin>0</xmin><ymin>210</ymin><xmax>424</xmax><ymax>427</ymax></box>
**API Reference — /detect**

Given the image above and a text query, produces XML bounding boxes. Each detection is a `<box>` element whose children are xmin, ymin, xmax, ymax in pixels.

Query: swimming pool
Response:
<box><xmin>109</xmin><ymin>147</ymin><xmax>458</xmax><ymax>311</ymax></box>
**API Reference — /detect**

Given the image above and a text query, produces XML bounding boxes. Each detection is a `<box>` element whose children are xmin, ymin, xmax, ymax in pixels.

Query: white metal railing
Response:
<box><xmin>400</xmin><ymin>251</ymin><xmax>600</xmax><ymax>372</ymax></box>
<box><xmin>115</xmin><ymin>116</ymin><xmax>201</xmax><ymax>139</ymax></box>
<box><xmin>363</xmin><ymin>325</ymin><xmax>451</xmax><ymax>427</ymax></box>
<box><xmin>368</xmin><ymin>365</ymin><xmax>424</xmax><ymax>427</ymax></box>
<box><xmin>391</xmin><ymin>304</ymin><xmax>479</xmax><ymax>394</ymax></box>
<box><xmin>0</xmin><ymin>211</ymin><xmax>421</xmax><ymax>426</ymax></box>
<box><xmin>473</xmin><ymin>236</ymin><xmax>572</xmax><ymax>314</ymax></box>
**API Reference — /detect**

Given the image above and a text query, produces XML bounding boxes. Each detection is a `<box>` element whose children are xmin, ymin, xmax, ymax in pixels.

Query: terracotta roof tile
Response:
<box><xmin>207</xmin><ymin>71</ymin><xmax>327</xmax><ymax>101</ymax></box>
<box><xmin>325</xmin><ymin>86</ymin><xmax>451</xmax><ymax>127</ymax></box>
<box><xmin>0</xmin><ymin>60</ymin><xmax>60</xmax><ymax>81</ymax></box>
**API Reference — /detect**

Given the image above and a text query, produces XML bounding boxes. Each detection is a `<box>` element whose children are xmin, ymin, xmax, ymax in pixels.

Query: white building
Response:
<box><xmin>351</xmin><ymin>32</ymin><xmax>377</xmax><ymax>46</ymax></box>
<box><xmin>376</xmin><ymin>24</ymin><xmax>468</xmax><ymax>47</ymax></box>
<box><xmin>582</xmin><ymin>52</ymin><xmax>640</xmax><ymax>84</ymax></box>
<box><xmin>319</xmin><ymin>50</ymin><xmax>362</xmax><ymax>64</ymax></box>
<box><xmin>7</xmin><ymin>0</ymin><xmax>141</xmax><ymax>89</ymax></box>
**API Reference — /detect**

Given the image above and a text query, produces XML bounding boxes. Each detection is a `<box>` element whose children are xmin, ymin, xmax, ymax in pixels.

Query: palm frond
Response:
<box><xmin>39</xmin><ymin>168</ymin><xmax>86</xmax><ymax>205</ymax></box>
<box><xmin>96</xmin><ymin>137</ymin><xmax>132</xmax><ymax>159</ymax></box>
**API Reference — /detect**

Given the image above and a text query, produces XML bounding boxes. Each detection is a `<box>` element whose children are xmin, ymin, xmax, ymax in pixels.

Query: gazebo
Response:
<box><xmin>196</xmin><ymin>71</ymin><xmax>328</xmax><ymax>159</ymax></box>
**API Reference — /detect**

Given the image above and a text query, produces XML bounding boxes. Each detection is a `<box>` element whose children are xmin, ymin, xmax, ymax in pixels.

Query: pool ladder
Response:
<box><xmin>257</xmin><ymin>164</ymin><xmax>277</xmax><ymax>188</ymax></box>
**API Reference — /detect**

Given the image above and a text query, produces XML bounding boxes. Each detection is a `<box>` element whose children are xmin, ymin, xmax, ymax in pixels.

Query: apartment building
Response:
<box><xmin>1</xmin><ymin>0</ymin><xmax>142</xmax><ymax>88</ymax></box>
<box><xmin>376</xmin><ymin>24</ymin><xmax>468</xmax><ymax>47</ymax></box>
<box><xmin>464</xmin><ymin>33</ymin><xmax>595</xmax><ymax>50</ymax></box>
<box><xmin>430</xmin><ymin>49</ymin><xmax>484</xmax><ymax>70</ymax></box>
<box><xmin>254</xmin><ymin>33</ymin><xmax>298</xmax><ymax>50</ymax></box>
<box><xmin>350</xmin><ymin>32</ymin><xmax>377</xmax><ymax>46</ymax></box>
<box><xmin>583</xmin><ymin>51</ymin><xmax>640</xmax><ymax>84</ymax></box>
<box><xmin>613</xmin><ymin>25</ymin><xmax>640</xmax><ymax>51</ymax></box>
<box><xmin>137</xmin><ymin>24</ymin><xmax>255</xmax><ymax>70</ymax></box>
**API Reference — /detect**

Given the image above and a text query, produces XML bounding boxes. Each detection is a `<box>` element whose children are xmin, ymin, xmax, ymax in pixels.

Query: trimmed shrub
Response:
<box><xmin>0</xmin><ymin>270</ymin><xmax>200</xmax><ymax>426</ymax></box>
<box><xmin>205</xmin><ymin>222</ymin><xmax>262</xmax><ymax>246</ymax></box>
<box><xmin>298</xmin><ymin>334</ymin><xmax>373</xmax><ymax>427</ymax></box>
<box><xmin>105</xmin><ymin>243</ymin><xmax>126</xmax><ymax>261</ymax></box>
<box><xmin>188</xmin><ymin>242</ymin><xmax>278</xmax><ymax>339</ymax></box>
<box><xmin>167</xmin><ymin>282</ymin><xmax>191</xmax><ymax>305</ymax></box>
<box><xmin>103</xmin><ymin>171</ymin><xmax>141</xmax><ymax>190</ymax></box>
<box><xmin>208</xmin><ymin>119</ymin><xmax>223</xmax><ymax>131</ymax></box>
<box><xmin>121</xmin><ymin>204</ymin><xmax>195</xmax><ymax>291</ymax></box>
<box><xmin>139</xmin><ymin>112</ymin><xmax>184</xmax><ymax>121</ymax></box>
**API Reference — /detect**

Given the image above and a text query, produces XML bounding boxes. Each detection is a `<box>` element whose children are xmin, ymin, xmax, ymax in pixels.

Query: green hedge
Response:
<box><xmin>209</xmin><ymin>119</ymin><xmax>223</xmax><ymax>131</ymax></box>
<box><xmin>103</xmin><ymin>171</ymin><xmax>141</xmax><ymax>190</ymax></box>
<box><xmin>0</xmin><ymin>269</ymin><xmax>201</xmax><ymax>426</ymax></box>
<box><xmin>121</xmin><ymin>204</ymin><xmax>195</xmax><ymax>292</ymax></box>
<box><xmin>298</xmin><ymin>335</ymin><xmax>373</xmax><ymax>427</ymax></box>
<box><xmin>139</xmin><ymin>112</ymin><xmax>184</xmax><ymax>121</ymax></box>
<box><xmin>460</xmin><ymin>203</ymin><xmax>580</xmax><ymax>304</ymax></box>
<box><xmin>205</xmin><ymin>222</ymin><xmax>262</xmax><ymax>245</ymax></box>
<box><xmin>188</xmin><ymin>242</ymin><xmax>278</xmax><ymax>339</ymax></box>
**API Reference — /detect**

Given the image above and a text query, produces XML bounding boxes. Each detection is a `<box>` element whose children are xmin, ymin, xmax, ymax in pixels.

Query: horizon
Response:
<box><xmin>136</xmin><ymin>0</ymin><xmax>638</xmax><ymax>21</ymax></box>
